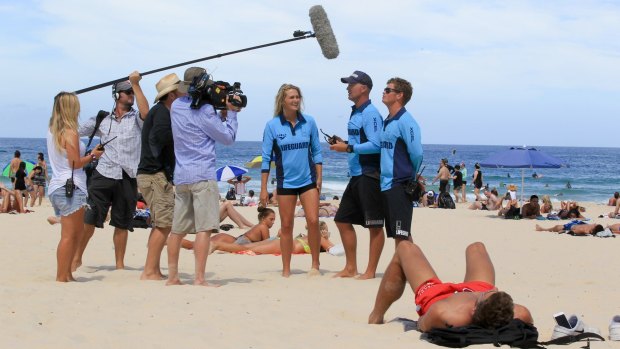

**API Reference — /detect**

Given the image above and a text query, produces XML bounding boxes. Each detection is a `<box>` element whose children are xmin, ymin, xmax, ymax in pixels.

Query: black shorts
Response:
<box><xmin>381</xmin><ymin>184</ymin><xmax>414</xmax><ymax>240</ymax></box>
<box><xmin>84</xmin><ymin>170</ymin><xmax>138</xmax><ymax>230</ymax></box>
<box><xmin>334</xmin><ymin>175</ymin><xmax>384</xmax><ymax>228</ymax></box>
<box><xmin>439</xmin><ymin>179</ymin><xmax>449</xmax><ymax>193</ymax></box>
<box><xmin>277</xmin><ymin>182</ymin><xmax>316</xmax><ymax>196</ymax></box>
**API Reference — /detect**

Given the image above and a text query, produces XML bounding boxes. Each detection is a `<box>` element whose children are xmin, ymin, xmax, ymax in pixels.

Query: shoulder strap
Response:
<box><xmin>86</xmin><ymin>111</ymin><xmax>109</xmax><ymax>151</ymax></box>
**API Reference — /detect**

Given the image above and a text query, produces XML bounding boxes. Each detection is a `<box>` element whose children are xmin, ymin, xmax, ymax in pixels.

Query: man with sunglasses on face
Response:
<box><xmin>330</xmin><ymin>71</ymin><xmax>385</xmax><ymax>280</ymax></box>
<box><xmin>377</xmin><ymin>78</ymin><xmax>422</xmax><ymax>246</ymax></box>
<box><xmin>368</xmin><ymin>241</ymin><xmax>533</xmax><ymax>331</ymax></box>
<box><xmin>75</xmin><ymin>71</ymin><xmax>149</xmax><ymax>271</ymax></box>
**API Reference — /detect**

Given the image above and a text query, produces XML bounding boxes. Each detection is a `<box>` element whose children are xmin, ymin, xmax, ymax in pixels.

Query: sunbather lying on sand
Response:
<box><xmin>209</xmin><ymin>221</ymin><xmax>334</xmax><ymax>255</ymax></box>
<box><xmin>535</xmin><ymin>222</ymin><xmax>604</xmax><ymax>235</ymax></box>
<box><xmin>368</xmin><ymin>241</ymin><xmax>533</xmax><ymax>331</ymax></box>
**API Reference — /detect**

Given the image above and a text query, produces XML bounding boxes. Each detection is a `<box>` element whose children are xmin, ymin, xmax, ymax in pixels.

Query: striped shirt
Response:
<box><xmin>79</xmin><ymin>108</ymin><xmax>143</xmax><ymax>179</ymax></box>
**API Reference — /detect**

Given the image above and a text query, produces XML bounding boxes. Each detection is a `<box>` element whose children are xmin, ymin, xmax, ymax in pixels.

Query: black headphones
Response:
<box><xmin>112</xmin><ymin>83</ymin><xmax>119</xmax><ymax>100</ymax></box>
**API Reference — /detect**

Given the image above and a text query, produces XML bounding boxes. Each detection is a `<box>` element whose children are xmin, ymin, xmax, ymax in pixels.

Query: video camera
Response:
<box><xmin>188</xmin><ymin>72</ymin><xmax>247</xmax><ymax>110</ymax></box>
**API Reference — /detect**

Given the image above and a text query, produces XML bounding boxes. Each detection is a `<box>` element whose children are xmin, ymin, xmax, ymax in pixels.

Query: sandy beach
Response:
<box><xmin>1</xmin><ymin>200</ymin><xmax>618</xmax><ymax>348</ymax></box>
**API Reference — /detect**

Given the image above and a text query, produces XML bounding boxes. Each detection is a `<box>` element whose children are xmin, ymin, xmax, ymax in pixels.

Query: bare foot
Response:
<box><xmin>333</xmin><ymin>268</ymin><xmax>358</xmax><ymax>278</ymax></box>
<box><xmin>307</xmin><ymin>268</ymin><xmax>322</xmax><ymax>277</ymax></box>
<box><xmin>208</xmin><ymin>242</ymin><xmax>218</xmax><ymax>255</ymax></box>
<box><xmin>140</xmin><ymin>271</ymin><xmax>166</xmax><ymax>281</ymax></box>
<box><xmin>368</xmin><ymin>311</ymin><xmax>385</xmax><ymax>324</ymax></box>
<box><xmin>282</xmin><ymin>270</ymin><xmax>291</xmax><ymax>278</ymax></box>
<box><xmin>194</xmin><ymin>280</ymin><xmax>221</xmax><ymax>287</ymax></box>
<box><xmin>71</xmin><ymin>261</ymin><xmax>82</xmax><ymax>272</ymax></box>
<box><xmin>166</xmin><ymin>278</ymin><xmax>183</xmax><ymax>286</ymax></box>
<box><xmin>535</xmin><ymin>224</ymin><xmax>544</xmax><ymax>231</ymax></box>
<box><xmin>47</xmin><ymin>216</ymin><xmax>59</xmax><ymax>225</ymax></box>
<box><xmin>356</xmin><ymin>272</ymin><xmax>376</xmax><ymax>280</ymax></box>
<box><xmin>115</xmin><ymin>264</ymin><xmax>125</xmax><ymax>270</ymax></box>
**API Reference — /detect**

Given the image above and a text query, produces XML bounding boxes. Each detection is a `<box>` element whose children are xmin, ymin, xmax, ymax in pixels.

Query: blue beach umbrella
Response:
<box><xmin>216</xmin><ymin>165</ymin><xmax>248</xmax><ymax>182</ymax></box>
<box><xmin>479</xmin><ymin>147</ymin><xmax>563</xmax><ymax>202</ymax></box>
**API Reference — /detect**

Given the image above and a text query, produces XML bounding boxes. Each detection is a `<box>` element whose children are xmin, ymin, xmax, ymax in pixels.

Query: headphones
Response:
<box><xmin>112</xmin><ymin>83</ymin><xmax>119</xmax><ymax>100</ymax></box>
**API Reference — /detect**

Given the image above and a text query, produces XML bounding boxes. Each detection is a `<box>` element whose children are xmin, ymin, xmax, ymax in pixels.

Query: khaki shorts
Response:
<box><xmin>137</xmin><ymin>172</ymin><xmax>174</xmax><ymax>228</ymax></box>
<box><xmin>172</xmin><ymin>180</ymin><xmax>219</xmax><ymax>234</ymax></box>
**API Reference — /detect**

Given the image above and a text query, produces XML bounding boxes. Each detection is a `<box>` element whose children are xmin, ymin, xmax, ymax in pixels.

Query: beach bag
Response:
<box><xmin>438</xmin><ymin>192</ymin><xmax>456</xmax><ymax>209</ymax></box>
<box><xmin>424</xmin><ymin>319</ymin><xmax>540</xmax><ymax>348</ymax></box>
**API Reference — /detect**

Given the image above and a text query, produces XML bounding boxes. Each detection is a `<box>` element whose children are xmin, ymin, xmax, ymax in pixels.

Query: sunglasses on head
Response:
<box><xmin>383</xmin><ymin>87</ymin><xmax>401</xmax><ymax>94</ymax></box>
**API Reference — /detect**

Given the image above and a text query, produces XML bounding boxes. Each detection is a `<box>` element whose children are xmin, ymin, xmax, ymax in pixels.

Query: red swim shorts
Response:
<box><xmin>414</xmin><ymin>278</ymin><xmax>495</xmax><ymax>316</ymax></box>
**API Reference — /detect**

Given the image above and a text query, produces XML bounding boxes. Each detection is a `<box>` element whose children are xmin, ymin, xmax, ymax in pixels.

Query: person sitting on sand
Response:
<box><xmin>608</xmin><ymin>192</ymin><xmax>619</xmax><ymax>207</ymax></box>
<box><xmin>419</xmin><ymin>190</ymin><xmax>437</xmax><ymax>208</ymax></box>
<box><xmin>535</xmin><ymin>221</ymin><xmax>604</xmax><ymax>235</ymax></box>
<box><xmin>220</xmin><ymin>200</ymin><xmax>254</xmax><ymax>228</ymax></box>
<box><xmin>212</xmin><ymin>207</ymin><xmax>275</xmax><ymax>244</ymax></box>
<box><xmin>468</xmin><ymin>188</ymin><xmax>503</xmax><ymax>211</ymax></box>
<box><xmin>368</xmin><ymin>241</ymin><xmax>533</xmax><ymax>331</ymax></box>
<box><xmin>520</xmin><ymin>195</ymin><xmax>541</xmax><ymax>219</ymax></box>
<box><xmin>540</xmin><ymin>195</ymin><xmax>553</xmax><ymax>214</ymax></box>
<box><xmin>210</xmin><ymin>221</ymin><xmax>334</xmax><ymax>255</ymax></box>
<box><xmin>0</xmin><ymin>183</ymin><xmax>23</xmax><ymax>213</ymax></box>
<box><xmin>608</xmin><ymin>199</ymin><xmax>620</xmax><ymax>218</ymax></box>
<box><xmin>183</xmin><ymin>207</ymin><xmax>276</xmax><ymax>250</ymax></box>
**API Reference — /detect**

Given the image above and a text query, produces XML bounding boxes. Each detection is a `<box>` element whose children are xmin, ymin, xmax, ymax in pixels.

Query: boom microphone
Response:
<box><xmin>309</xmin><ymin>5</ymin><xmax>340</xmax><ymax>59</ymax></box>
<box><xmin>74</xmin><ymin>6</ymin><xmax>340</xmax><ymax>94</ymax></box>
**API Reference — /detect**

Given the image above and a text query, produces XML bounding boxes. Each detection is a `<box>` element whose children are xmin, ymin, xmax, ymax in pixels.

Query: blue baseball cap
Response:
<box><xmin>340</xmin><ymin>70</ymin><xmax>373</xmax><ymax>90</ymax></box>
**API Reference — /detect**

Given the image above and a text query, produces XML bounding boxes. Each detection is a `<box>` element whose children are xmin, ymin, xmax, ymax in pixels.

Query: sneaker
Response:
<box><xmin>551</xmin><ymin>314</ymin><xmax>601</xmax><ymax>339</ymax></box>
<box><xmin>610</xmin><ymin>315</ymin><xmax>620</xmax><ymax>341</ymax></box>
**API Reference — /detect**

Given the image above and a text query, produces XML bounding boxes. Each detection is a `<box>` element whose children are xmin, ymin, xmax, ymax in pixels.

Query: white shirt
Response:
<box><xmin>47</xmin><ymin>129</ymin><xmax>88</xmax><ymax>195</ymax></box>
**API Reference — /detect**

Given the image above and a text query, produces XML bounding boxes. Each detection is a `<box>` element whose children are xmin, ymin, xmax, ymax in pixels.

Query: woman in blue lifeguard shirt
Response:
<box><xmin>259</xmin><ymin>84</ymin><xmax>323</xmax><ymax>277</ymax></box>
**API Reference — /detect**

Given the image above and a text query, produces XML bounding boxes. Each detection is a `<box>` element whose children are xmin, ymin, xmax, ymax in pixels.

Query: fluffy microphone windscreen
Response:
<box><xmin>309</xmin><ymin>5</ymin><xmax>339</xmax><ymax>59</ymax></box>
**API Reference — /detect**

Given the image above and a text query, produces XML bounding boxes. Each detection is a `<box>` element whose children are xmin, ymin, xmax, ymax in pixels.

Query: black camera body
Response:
<box><xmin>188</xmin><ymin>73</ymin><xmax>247</xmax><ymax>110</ymax></box>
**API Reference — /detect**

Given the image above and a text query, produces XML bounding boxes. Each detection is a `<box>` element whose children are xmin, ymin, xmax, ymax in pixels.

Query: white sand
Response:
<box><xmin>1</xmin><ymin>200</ymin><xmax>618</xmax><ymax>348</ymax></box>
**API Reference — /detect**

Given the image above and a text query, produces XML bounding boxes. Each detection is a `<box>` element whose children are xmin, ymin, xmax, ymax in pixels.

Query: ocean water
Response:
<box><xmin>0</xmin><ymin>138</ymin><xmax>617</xmax><ymax>204</ymax></box>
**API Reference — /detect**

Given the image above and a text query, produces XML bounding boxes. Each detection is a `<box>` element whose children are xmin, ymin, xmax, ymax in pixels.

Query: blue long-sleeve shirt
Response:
<box><xmin>261</xmin><ymin>113</ymin><xmax>322</xmax><ymax>188</ymax></box>
<box><xmin>171</xmin><ymin>96</ymin><xmax>237</xmax><ymax>185</ymax></box>
<box><xmin>380</xmin><ymin>107</ymin><xmax>423</xmax><ymax>191</ymax></box>
<box><xmin>347</xmin><ymin>100</ymin><xmax>382</xmax><ymax>176</ymax></box>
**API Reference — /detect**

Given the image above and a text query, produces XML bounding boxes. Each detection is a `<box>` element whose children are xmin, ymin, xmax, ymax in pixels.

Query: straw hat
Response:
<box><xmin>153</xmin><ymin>73</ymin><xmax>181</xmax><ymax>103</ymax></box>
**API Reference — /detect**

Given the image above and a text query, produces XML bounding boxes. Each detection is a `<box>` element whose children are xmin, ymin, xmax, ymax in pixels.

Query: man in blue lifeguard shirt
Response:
<box><xmin>330</xmin><ymin>71</ymin><xmax>385</xmax><ymax>280</ymax></box>
<box><xmin>379</xmin><ymin>77</ymin><xmax>423</xmax><ymax>244</ymax></box>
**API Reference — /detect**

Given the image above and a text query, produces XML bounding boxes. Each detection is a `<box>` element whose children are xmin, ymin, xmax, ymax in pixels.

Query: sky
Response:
<box><xmin>0</xmin><ymin>0</ymin><xmax>619</xmax><ymax>147</ymax></box>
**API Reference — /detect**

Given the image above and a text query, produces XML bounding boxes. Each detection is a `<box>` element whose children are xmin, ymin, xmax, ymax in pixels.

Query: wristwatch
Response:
<box><xmin>346</xmin><ymin>144</ymin><xmax>353</xmax><ymax>153</ymax></box>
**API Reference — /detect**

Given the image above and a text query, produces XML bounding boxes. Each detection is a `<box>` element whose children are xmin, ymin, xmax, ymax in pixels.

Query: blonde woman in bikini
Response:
<box><xmin>210</xmin><ymin>221</ymin><xmax>334</xmax><ymax>255</ymax></box>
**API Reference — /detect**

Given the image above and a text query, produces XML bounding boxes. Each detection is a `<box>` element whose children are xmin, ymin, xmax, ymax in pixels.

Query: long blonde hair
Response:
<box><xmin>49</xmin><ymin>92</ymin><xmax>80</xmax><ymax>152</ymax></box>
<box><xmin>273</xmin><ymin>83</ymin><xmax>303</xmax><ymax>117</ymax></box>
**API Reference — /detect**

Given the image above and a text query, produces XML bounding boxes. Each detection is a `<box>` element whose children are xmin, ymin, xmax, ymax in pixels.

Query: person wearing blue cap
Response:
<box><xmin>331</xmin><ymin>70</ymin><xmax>385</xmax><ymax>280</ymax></box>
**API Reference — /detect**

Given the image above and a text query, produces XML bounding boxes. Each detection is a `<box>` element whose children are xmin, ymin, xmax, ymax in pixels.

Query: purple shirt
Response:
<box><xmin>170</xmin><ymin>96</ymin><xmax>238</xmax><ymax>185</ymax></box>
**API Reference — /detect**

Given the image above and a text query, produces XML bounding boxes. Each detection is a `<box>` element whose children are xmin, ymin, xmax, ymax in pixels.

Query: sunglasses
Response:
<box><xmin>120</xmin><ymin>89</ymin><xmax>134</xmax><ymax>95</ymax></box>
<box><xmin>383</xmin><ymin>87</ymin><xmax>401</xmax><ymax>94</ymax></box>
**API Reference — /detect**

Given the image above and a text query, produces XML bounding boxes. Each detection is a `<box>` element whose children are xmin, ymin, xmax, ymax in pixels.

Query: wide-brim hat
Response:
<box><xmin>154</xmin><ymin>73</ymin><xmax>181</xmax><ymax>103</ymax></box>
<box><xmin>178</xmin><ymin>67</ymin><xmax>206</xmax><ymax>93</ymax></box>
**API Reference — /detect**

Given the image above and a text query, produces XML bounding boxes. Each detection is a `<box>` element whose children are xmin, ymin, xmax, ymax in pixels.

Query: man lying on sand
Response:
<box><xmin>368</xmin><ymin>241</ymin><xmax>533</xmax><ymax>331</ymax></box>
<box><xmin>535</xmin><ymin>222</ymin><xmax>604</xmax><ymax>235</ymax></box>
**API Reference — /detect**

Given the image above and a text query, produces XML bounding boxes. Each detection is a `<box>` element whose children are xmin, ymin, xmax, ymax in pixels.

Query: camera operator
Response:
<box><xmin>166</xmin><ymin>67</ymin><xmax>243</xmax><ymax>286</ymax></box>
<box><xmin>75</xmin><ymin>71</ymin><xmax>149</xmax><ymax>271</ymax></box>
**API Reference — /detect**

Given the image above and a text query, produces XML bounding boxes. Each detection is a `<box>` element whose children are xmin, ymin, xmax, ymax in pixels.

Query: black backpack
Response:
<box><xmin>438</xmin><ymin>192</ymin><xmax>456</xmax><ymax>209</ymax></box>
<box><xmin>424</xmin><ymin>319</ymin><xmax>604</xmax><ymax>348</ymax></box>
